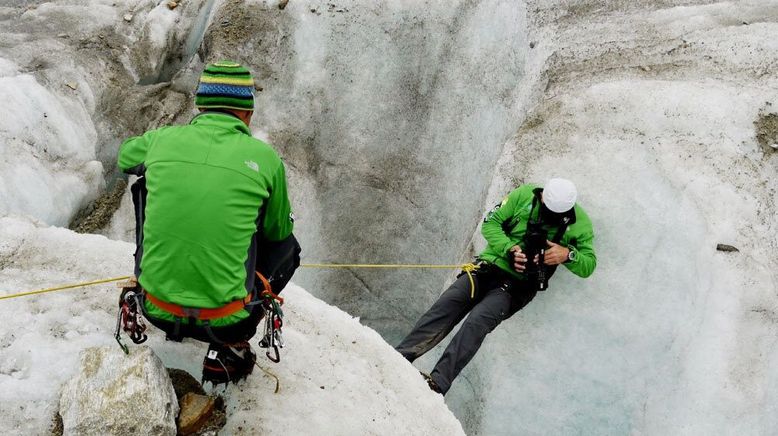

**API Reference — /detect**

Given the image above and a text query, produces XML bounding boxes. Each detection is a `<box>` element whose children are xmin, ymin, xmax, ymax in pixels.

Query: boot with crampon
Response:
<box><xmin>420</xmin><ymin>371</ymin><xmax>443</xmax><ymax>394</ymax></box>
<box><xmin>202</xmin><ymin>341</ymin><xmax>256</xmax><ymax>385</ymax></box>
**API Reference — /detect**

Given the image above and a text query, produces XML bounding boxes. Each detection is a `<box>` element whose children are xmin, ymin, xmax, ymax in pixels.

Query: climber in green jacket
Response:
<box><xmin>118</xmin><ymin>61</ymin><xmax>300</xmax><ymax>384</ymax></box>
<box><xmin>396</xmin><ymin>178</ymin><xmax>596</xmax><ymax>395</ymax></box>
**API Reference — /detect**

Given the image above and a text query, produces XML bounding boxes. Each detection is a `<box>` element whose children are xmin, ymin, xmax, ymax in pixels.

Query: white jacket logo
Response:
<box><xmin>245</xmin><ymin>161</ymin><xmax>259</xmax><ymax>172</ymax></box>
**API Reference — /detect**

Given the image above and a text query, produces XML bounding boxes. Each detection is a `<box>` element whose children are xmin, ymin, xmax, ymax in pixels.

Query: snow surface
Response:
<box><xmin>0</xmin><ymin>216</ymin><xmax>463</xmax><ymax>435</ymax></box>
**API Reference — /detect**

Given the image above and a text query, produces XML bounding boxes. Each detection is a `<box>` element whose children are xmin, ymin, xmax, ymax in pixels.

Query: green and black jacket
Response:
<box><xmin>118</xmin><ymin>112</ymin><xmax>294</xmax><ymax>326</ymax></box>
<box><xmin>478</xmin><ymin>184</ymin><xmax>596</xmax><ymax>281</ymax></box>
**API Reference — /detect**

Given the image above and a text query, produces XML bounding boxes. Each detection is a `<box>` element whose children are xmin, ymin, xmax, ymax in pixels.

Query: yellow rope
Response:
<box><xmin>460</xmin><ymin>263</ymin><xmax>479</xmax><ymax>299</ymax></box>
<box><xmin>254</xmin><ymin>361</ymin><xmax>281</xmax><ymax>393</ymax></box>
<box><xmin>0</xmin><ymin>263</ymin><xmax>481</xmax><ymax>301</ymax></box>
<box><xmin>301</xmin><ymin>263</ymin><xmax>471</xmax><ymax>269</ymax></box>
<box><xmin>0</xmin><ymin>276</ymin><xmax>132</xmax><ymax>301</ymax></box>
<box><xmin>301</xmin><ymin>262</ymin><xmax>480</xmax><ymax>298</ymax></box>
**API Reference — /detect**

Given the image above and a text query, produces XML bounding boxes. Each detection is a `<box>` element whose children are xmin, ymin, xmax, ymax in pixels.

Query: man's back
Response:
<box><xmin>119</xmin><ymin>111</ymin><xmax>293</xmax><ymax>312</ymax></box>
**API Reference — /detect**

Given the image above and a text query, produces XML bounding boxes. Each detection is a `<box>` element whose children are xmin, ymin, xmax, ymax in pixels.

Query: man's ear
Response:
<box><xmin>238</xmin><ymin>110</ymin><xmax>253</xmax><ymax>126</ymax></box>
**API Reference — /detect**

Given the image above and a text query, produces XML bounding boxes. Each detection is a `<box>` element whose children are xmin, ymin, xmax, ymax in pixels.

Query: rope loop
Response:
<box><xmin>459</xmin><ymin>262</ymin><xmax>480</xmax><ymax>299</ymax></box>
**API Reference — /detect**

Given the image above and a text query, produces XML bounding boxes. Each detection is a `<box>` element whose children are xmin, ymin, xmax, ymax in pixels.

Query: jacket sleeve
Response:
<box><xmin>481</xmin><ymin>188</ymin><xmax>521</xmax><ymax>257</ymax></box>
<box><xmin>564</xmin><ymin>224</ymin><xmax>596</xmax><ymax>278</ymax></box>
<box><xmin>262</xmin><ymin>161</ymin><xmax>294</xmax><ymax>241</ymax></box>
<box><xmin>118</xmin><ymin>130</ymin><xmax>156</xmax><ymax>175</ymax></box>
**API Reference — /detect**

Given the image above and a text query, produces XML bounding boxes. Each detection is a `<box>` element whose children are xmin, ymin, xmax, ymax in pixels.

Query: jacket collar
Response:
<box><xmin>190</xmin><ymin>110</ymin><xmax>251</xmax><ymax>136</ymax></box>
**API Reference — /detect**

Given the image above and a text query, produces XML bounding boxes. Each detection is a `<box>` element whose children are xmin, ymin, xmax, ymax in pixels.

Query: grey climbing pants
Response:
<box><xmin>395</xmin><ymin>265</ymin><xmax>537</xmax><ymax>394</ymax></box>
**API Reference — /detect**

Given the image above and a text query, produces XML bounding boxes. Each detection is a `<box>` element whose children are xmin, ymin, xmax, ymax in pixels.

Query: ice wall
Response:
<box><xmin>451</xmin><ymin>2</ymin><xmax>778</xmax><ymax>434</ymax></box>
<box><xmin>199</xmin><ymin>0</ymin><xmax>531</xmax><ymax>341</ymax></box>
<box><xmin>0</xmin><ymin>71</ymin><xmax>102</xmax><ymax>225</ymax></box>
<box><xmin>0</xmin><ymin>0</ymin><xmax>215</xmax><ymax>226</ymax></box>
<box><xmin>0</xmin><ymin>4</ymin><xmax>110</xmax><ymax>226</ymax></box>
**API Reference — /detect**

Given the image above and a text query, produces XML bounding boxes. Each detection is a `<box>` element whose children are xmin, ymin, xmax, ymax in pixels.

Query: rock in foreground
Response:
<box><xmin>59</xmin><ymin>346</ymin><xmax>179</xmax><ymax>436</ymax></box>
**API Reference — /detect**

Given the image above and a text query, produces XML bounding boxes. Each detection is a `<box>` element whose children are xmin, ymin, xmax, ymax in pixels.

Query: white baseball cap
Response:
<box><xmin>544</xmin><ymin>178</ymin><xmax>577</xmax><ymax>213</ymax></box>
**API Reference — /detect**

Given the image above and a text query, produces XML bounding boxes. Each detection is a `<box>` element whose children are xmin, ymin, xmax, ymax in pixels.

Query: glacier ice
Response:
<box><xmin>0</xmin><ymin>0</ymin><xmax>777</xmax><ymax>435</ymax></box>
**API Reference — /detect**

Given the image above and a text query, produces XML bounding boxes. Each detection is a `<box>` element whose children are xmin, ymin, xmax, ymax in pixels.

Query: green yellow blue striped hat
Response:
<box><xmin>195</xmin><ymin>61</ymin><xmax>255</xmax><ymax>111</ymax></box>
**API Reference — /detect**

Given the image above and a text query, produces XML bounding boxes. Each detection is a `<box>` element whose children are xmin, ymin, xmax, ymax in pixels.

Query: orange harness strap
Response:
<box><xmin>256</xmin><ymin>272</ymin><xmax>283</xmax><ymax>305</ymax></box>
<box><xmin>144</xmin><ymin>272</ymin><xmax>273</xmax><ymax>321</ymax></box>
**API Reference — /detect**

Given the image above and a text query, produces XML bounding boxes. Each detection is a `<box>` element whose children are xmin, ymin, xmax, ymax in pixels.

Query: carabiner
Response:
<box><xmin>266</xmin><ymin>345</ymin><xmax>280</xmax><ymax>363</ymax></box>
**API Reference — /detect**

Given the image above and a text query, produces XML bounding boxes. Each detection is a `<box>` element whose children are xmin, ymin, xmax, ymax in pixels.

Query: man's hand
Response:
<box><xmin>544</xmin><ymin>240</ymin><xmax>570</xmax><ymax>266</ymax></box>
<box><xmin>509</xmin><ymin>245</ymin><xmax>527</xmax><ymax>272</ymax></box>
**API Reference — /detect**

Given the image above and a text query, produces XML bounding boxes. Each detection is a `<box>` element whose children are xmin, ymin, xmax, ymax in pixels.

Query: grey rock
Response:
<box><xmin>717</xmin><ymin>244</ymin><xmax>740</xmax><ymax>252</ymax></box>
<box><xmin>59</xmin><ymin>346</ymin><xmax>179</xmax><ymax>436</ymax></box>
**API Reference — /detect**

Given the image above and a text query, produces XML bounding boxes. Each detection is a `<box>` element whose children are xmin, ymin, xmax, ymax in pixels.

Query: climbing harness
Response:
<box><xmin>114</xmin><ymin>280</ymin><xmax>148</xmax><ymax>354</ymax></box>
<box><xmin>257</xmin><ymin>272</ymin><xmax>285</xmax><ymax>363</ymax></box>
<box><xmin>143</xmin><ymin>288</ymin><xmax>254</xmax><ymax>321</ymax></box>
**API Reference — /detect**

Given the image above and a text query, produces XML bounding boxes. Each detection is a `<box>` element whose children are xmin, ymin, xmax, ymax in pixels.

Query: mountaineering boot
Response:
<box><xmin>420</xmin><ymin>371</ymin><xmax>443</xmax><ymax>395</ymax></box>
<box><xmin>202</xmin><ymin>341</ymin><xmax>256</xmax><ymax>385</ymax></box>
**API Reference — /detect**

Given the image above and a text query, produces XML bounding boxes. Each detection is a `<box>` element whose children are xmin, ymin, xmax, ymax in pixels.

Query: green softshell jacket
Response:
<box><xmin>118</xmin><ymin>112</ymin><xmax>294</xmax><ymax>326</ymax></box>
<box><xmin>478</xmin><ymin>184</ymin><xmax>596</xmax><ymax>281</ymax></box>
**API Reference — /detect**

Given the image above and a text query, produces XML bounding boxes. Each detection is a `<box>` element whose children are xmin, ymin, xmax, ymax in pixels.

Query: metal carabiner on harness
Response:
<box><xmin>115</xmin><ymin>282</ymin><xmax>148</xmax><ymax>354</ymax></box>
<box><xmin>258</xmin><ymin>292</ymin><xmax>284</xmax><ymax>363</ymax></box>
<box><xmin>259</xmin><ymin>306</ymin><xmax>282</xmax><ymax>362</ymax></box>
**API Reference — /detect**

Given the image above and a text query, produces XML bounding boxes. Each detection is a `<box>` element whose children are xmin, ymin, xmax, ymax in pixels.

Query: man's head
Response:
<box><xmin>195</xmin><ymin>60</ymin><xmax>255</xmax><ymax>125</ymax></box>
<box><xmin>543</xmin><ymin>178</ymin><xmax>577</xmax><ymax>213</ymax></box>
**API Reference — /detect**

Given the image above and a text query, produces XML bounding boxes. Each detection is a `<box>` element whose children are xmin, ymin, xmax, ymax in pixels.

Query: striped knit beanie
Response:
<box><xmin>195</xmin><ymin>61</ymin><xmax>255</xmax><ymax>111</ymax></box>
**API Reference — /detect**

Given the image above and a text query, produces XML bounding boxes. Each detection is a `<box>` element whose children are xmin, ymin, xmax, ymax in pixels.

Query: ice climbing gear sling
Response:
<box><xmin>257</xmin><ymin>272</ymin><xmax>285</xmax><ymax>363</ymax></box>
<box><xmin>115</xmin><ymin>282</ymin><xmax>148</xmax><ymax>354</ymax></box>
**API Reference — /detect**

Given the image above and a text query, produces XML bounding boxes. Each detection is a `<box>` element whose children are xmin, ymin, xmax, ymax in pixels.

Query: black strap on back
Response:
<box><xmin>529</xmin><ymin>188</ymin><xmax>573</xmax><ymax>244</ymax></box>
<box><xmin>130</xmin><ymin>177</ymin><xmax>148</xmax><ymax>278</ymax></box>
<box><xmin>553</xmin><ymin>218</ymin><xmax>570</xmax><ymax>244</ymax></box>
<box><xmin>528</xmin><ymin>188</ymin><xmax>575</xmax><ymax>287</ymax></box>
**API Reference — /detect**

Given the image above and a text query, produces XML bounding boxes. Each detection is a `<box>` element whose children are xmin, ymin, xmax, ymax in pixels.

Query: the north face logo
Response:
<box><xmin>245</xmin><ymin>160</ymin><xmax>259</xmax><ymax>172</ymax></box>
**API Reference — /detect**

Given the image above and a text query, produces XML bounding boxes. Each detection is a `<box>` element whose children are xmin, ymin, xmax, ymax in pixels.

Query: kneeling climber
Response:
<box><xmin>117</xmin><ymin>61</ymin><xmax>300</xmax><ymax>384</ymax></box>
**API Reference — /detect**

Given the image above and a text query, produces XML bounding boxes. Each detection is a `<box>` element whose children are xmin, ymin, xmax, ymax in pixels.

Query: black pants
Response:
<box><xmin>395</xmin><ymin>265</ymin><xmax>537</xmax><ymax>394</ymax></box>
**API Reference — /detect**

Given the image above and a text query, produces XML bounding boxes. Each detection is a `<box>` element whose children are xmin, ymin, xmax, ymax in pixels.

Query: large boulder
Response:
<box><xmin>59</xmin><ymin>346</ymin><xmax>178</xmax><ymax>436</ymax></box>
